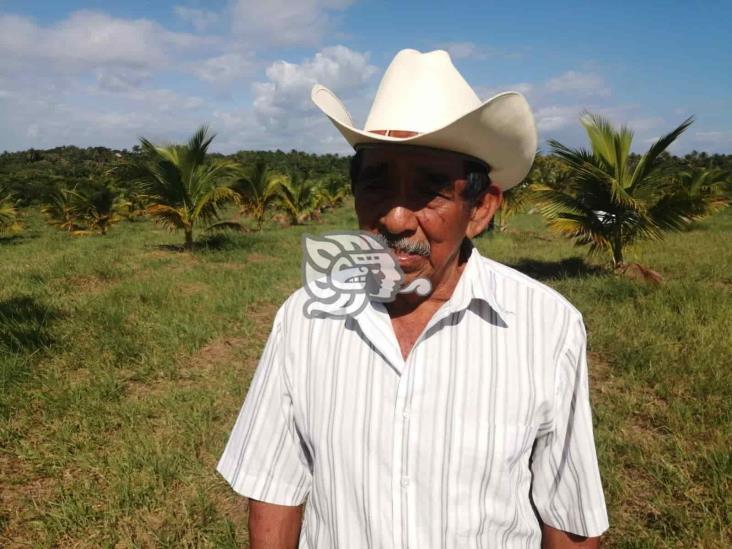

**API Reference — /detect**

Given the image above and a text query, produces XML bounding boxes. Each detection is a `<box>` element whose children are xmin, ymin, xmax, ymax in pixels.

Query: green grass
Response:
<box><xmin>1</xmin><ymin>203</ymin><xmax>730</xmax><ymax>547</ymax></box>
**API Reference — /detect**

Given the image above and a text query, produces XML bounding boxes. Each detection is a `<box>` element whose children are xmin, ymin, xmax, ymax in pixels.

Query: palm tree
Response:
<box><xmin>133</xmin><ymin>126</ymin><xmax>243</xmax><ymax>250</ymax></box>
<box><xmin>495</xmin><ymin>181</ymin><xmax>534</xmax><ymax>231</ymax></box>
<box><xmin>277</xmin><ymin>172</ymin><xmax>325</xmax><ymax>225</ymax></box>
<box><xmin>671</xmin><ymin>167</ymin><xmax>729</xmax><ymax>220</ymax></box>
<box><xmin>233</xmin><ymin>160</ymin><xmax>287</xmax><ymax>230</ymax></box>
<box><xmin>0</xmin><ymin>185</ymin><xmax>22</xmax><ymax>236</ymax></box>
<box><xmin>534</xmin><ymin>113</ymin><xmax>697</xmax><ymax>269</ymax></box>
<box><xmin>41</xmin><ymin>188</ymin><xmax>85</xmax><ymax>233</ymax></box>
<box><xmin>315</xmin><ymin>174</ymin><xmax>350</xmax><ymax>210</ymax></box>
<box><xmin>67</xmin><ymin>183</ymin><xmax>125</xmax><ymax>235</ymax></box>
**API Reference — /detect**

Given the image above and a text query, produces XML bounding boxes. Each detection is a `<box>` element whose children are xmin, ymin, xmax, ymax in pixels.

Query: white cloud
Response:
<box><xmin>191</xmin><ymin>52</ymin><xmax>257</xmax><ymax>85</ymax></box>
<box><xmin>253</xmin><ymin>45</ymin><xmax>377</xmax><ymax>125</ymax></box>
<box><xmin>0</xmin><ymin>11</ymin><xmax>206</xmax><ymax>73</ymax></box>
<box><xmin>434</xmin><ymin>41</ymin><xmax>524</xmax><ymax>61</ymax></box>
<box><xmin>230</xmin><ymin>0</ymin><xmax>355</xmax><ymax>46</ymax></box>
<box><xmin>694</xmin><ymin>131</ymin><xmax>726</xmax><ymax>141</ymax></box>
<box><xmin>535</xmin><ymin>105</ymin><xmax>578</xmax><ymax>132</ymax></box>
<box><xmin>217</xmin><ymin>45</ymin><xmax>377</xmax><ymax>153</ymax></box>
<box><xmin>173</xmin><ymin>5</ymin><xmax>221</xmax><ymax>32</ymax></box>
<box><xmin>96</xmin><ymin>68</ymin><xmax>152</xmax><ymax>92</ymax></box>
<box><xmin>545</xmin><ymin>70</ymin><xmax>609</xmax><ymax>97</ymax></box>
<box><xmin>626</xmin><ymin>116</ymin><xmax>665</xmax><ymax>132</ymax></box>
<box><xmin>438</xmin><ymin>42</ymin><xmax>481</xmax><ymax>60</ymax></box>
<box><xmin>691</xmin><ymin>131</ymin><xmax>732</xmax><ymax>149</ymax></box>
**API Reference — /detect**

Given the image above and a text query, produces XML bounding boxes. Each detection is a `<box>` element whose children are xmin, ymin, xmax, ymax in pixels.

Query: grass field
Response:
<box><xmin>1</xmin><ymin>201</ymin><xmax>730</xmax><ymax>548</ymax></box>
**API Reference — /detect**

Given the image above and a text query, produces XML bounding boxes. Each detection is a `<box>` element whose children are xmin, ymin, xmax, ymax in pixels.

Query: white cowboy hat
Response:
<box><xmin>311</xmin><ymin>48</ymin><xmax>537</xmax><ymax>191</ymax></box>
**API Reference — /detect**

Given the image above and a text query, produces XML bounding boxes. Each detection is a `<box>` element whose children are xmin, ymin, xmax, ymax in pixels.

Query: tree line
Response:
<box><xmin>1</xmin><ymin>115</ymin><xmax>730</xmax><ymax>273</ymax></box>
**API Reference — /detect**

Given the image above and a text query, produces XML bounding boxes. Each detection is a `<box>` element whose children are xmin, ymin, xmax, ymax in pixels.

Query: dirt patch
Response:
<box><xmin>189</xmin><ymin>336</ymin><xmax>247</xmax><ymax>372</ymax></box>
<box><xmin>589</xmin><ymin>350</ymin><xmax>669</xmax><ymax>433</ymax></box>
<box><xmin>587</xmin><ymin>351</ymin><xmax>619</xmax><ymax>397</ymax></box>
<box><xmin>213</xmin><ymin>489</ymin><xmax>250</xmax><ymax>542</ymax></box>
<box><xmin>245</xmin><ymin>253</ymin><xmax>276</xmax><ymax>263</ymax></box>
<box><xmin>0</xmin><ymin>453</ymin><xmax>57</xmax><ymax>546</ymax></box>
<box><xmin>142</xmin><ymin>249</ymin><xmax>171</xmax><ymax>261</ymax></box>
<box><xmin>110</xmin><ymin>478</ymin><xmax>249</xmax><ymax>547</ymax></box>
<box><xmin>124</xmin><ymin>335</ymin><xmax>248</xmax><ymax>402</ymax></box>
<box><xmin>211</xmin><ymin>255</ymin><xmax>279</xmax><ymax>271</ymax></box>
<box><xmin>246</xmin><ymin>301</ymin><xmax>279</xmax><ymax>329</ymax></box>
<box><xmin>175</xmin><ymin>281</ymin><xmax>210</xmax><ymax>296</ymax></box>
<box><xmin>216</xmin><ymin>262</ymin><xmax>246</xmax><ymax>271</ymax></box>
<box><xmin>62</xmin><ymin>275</ymin><xmax>111</xmax><ymax>294</ymax></box>
<box><xmin>616</xmin><ymin>262</ymin><xmax>664</xmax><ymax>284</ymax></box>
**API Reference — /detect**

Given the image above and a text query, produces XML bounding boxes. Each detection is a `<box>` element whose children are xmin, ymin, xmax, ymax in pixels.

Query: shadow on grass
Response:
<box><xmin>150</xmin><ymin>232</ymin><xmax>262</xmax><ymax>253</ymax></box>
<box><xmin>0</xmin><ymin>295</ymin><xmax>61</xmax><ymax>353</ymax></box>
<box><xmin>0</xmin><ymin>232</ymin><xmax>39</xmax><ymax>246</ymax></box>
<box><xmin>507</xmin><ymin>257</ymin><xmax>607</xmax><ymax>281</ymax></box>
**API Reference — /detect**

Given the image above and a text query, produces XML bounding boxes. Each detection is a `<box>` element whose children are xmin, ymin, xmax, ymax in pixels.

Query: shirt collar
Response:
<box><xmin>442</xmin><ymin>244</ymin><xmax>514</xmax><ymax>325</ymax></box>
<box><xmin>309</xmin><ymin>241</ymin><xmax>513</xmax><ymax>325</ymax></box>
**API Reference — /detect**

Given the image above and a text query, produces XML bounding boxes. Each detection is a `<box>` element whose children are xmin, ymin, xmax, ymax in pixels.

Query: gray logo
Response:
<box><xmin>301</xmin><ymin>231</ymin><xmax>432</xmax><ymax>318</ymax></box>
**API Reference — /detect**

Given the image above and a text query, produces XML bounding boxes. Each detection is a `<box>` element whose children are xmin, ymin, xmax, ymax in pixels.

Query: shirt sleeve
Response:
<box><xmin>530</xmin><ymin>313</ymin><xmax>609</xmax><ymax>537</ymax></box>
<box><xmin>216</xmin><ymin>304</ymin><xmax>312</xmax><ymax>506</ymax></box>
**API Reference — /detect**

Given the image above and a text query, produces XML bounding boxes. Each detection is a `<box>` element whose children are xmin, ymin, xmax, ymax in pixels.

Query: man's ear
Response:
<box><xmin>466</xmin><ymin>184</ymin><xmax>502</xmax><ymax>238</ymax></box>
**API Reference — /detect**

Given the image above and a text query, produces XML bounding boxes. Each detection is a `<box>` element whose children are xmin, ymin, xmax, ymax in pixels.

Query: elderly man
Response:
<box><xmin>217</xmin><ymin>49</ymin><xmax>609</xmax><ymax>548</ymax></box>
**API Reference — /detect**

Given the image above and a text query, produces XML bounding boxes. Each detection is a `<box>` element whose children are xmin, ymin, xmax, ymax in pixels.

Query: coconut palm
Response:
<box><xmin>233</xmin><ymin>160</ymin><xmax>288</xmax><ymax>230</ymax></box>
<box><xmin>495</xmin><ymin>181</ymin><xmax>534</xmax><ymax>231</ymax></box>
<box><xmin>0</xmin><ymin>185</ymin><xmax>22</xmax><ymax>236</ymax></box>
<box><xmin>277</xmin><ymin>172</ymin><xmax>325</xmax><ymax>225</ymax></box>
<box><xmin>316</xmin><ymin>174</ymin><xmax>350</xmax><ymax>210</ymax></box>
<box><xmin>107</xmin><ymin>163</ymin><xmax>153</xmax><ymax>221</ymax></box>
<box><xmin>670</xmin><ymin>167</ymin><xmax>729</xmax><ymax>220</ymax></box>
<box><xmin>534</xmin><ymin>113</ymin><xmax>697</xmax><ymax>269</ymax></box>
<box><xmin>133</xmin><ymin>126</ymin><xmax>243</xmax><ymax>250</ymax></box>
<box><xmin>41</xmin><ymin>188</ymin><xmax>85</xmax><ymax>233</ymax></box>
<box><xmin>492</xmin><ymin>155</ymin><xmax>569</xmax><ymax>231</ymax></box>
<box><xmin>66</xmin><ymin>183</ymin><xmax>126</xmax><ymax>235</ymax></box>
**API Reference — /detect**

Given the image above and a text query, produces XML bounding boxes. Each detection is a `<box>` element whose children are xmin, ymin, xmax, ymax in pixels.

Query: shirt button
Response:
<box><xmin>400</xmin><ymin>476</ymin><xmax>409</xmax><ymax>487</ymax></box>
<box><xmin>402</xmin><ymin>410</ymin><xmax>410</xmax><ymax>420</ymax></box>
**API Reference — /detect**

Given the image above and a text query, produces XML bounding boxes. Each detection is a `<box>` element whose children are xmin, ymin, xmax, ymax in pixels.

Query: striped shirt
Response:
<box><xmin>216</xmin><ymin>244</ymin><xmax>609</xmax><ymax>547</ymax></box>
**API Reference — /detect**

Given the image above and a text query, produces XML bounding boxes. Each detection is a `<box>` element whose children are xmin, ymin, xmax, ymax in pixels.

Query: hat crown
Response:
<box><xmin>364</xmin><ymin>49</ymin><xmax>481</xmax><ymax>134</ymax></box>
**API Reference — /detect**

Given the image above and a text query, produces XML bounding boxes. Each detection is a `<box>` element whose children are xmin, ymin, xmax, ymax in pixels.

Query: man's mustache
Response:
<box><xmin>373</xmin><ymin>232</ymin><xmax>431</xmax><ymax>257</ymax></box>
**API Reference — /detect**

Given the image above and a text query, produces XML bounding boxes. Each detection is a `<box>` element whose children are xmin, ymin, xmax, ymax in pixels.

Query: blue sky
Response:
<box><xmin>1</xmin><ymin>0</ymin><xmax>730</xmax><ymax>154</ymax></box>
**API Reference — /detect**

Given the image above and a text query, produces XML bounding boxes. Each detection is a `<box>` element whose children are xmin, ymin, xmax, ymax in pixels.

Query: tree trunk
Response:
<box><xmin>612</xmin><ymin>234</ymin><xmax>624</xmax><ymax>268</ymax></box>
<box><xmin>184</xmin><ymin>228</ymin><xmax>194</xmax><ymax>250</ymax></box>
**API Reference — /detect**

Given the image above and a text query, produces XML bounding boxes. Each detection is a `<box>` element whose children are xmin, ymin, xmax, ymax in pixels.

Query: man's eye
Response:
<box><xmin>420</xmin><ymin>178</ymin><xmax>453</xmax><ymax>198</ymax></box>
<box><xmin>356</xmin><ymin>178</ymin><xmax>388</xmax><ymax>192</ymax></box>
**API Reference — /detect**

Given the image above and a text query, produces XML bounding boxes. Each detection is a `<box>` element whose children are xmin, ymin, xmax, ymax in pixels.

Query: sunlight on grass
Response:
<box><xmin>0</xmin><ymin>203</ymin><xmax>729</xmax><ymax>546</ymax></box>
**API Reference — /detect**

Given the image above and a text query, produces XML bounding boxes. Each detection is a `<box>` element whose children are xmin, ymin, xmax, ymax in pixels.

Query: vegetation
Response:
<box><xmin>232</xmin><ymin>160</ymin><xmax>289</xmax><ymax>230</ymax></box>
<box><xmin>0</xmin><ymin>185</ymin><xmax>22</xmax><ymax>236</ymax></box>
<box><xmin>132</xmin><ymin>126</ymin><xmax>244</xmax><ymax>250</ymax></box>
<box><xmin>41</xmin><ymin>182</ymin><xmax>128</xmax><ymax>236</ymax></box>
<box><xmin>0</xmin><ymin>117</ymin><xmax>730</xmax><ymax>546</ymax></box>
<box><xmin>277</xmin><ymin>172</ymin><xmax>325</xmax><ymax>225</ymax></box>
<box><xmin>1</xmin><ymin>202</ymin><xmax>730</xmax><ymax>547</ymax></box>
<box><xmin>532</xmin><ymin>114</ymin><xmax>730</xmax><ymax>271</ymax></box>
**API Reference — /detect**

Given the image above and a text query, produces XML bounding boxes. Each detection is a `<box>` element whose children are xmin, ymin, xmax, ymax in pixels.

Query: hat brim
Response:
<box><xmin>311</xmin><ymin>85</ymin><xmax>538</xmax><ymax>191</ymax></box>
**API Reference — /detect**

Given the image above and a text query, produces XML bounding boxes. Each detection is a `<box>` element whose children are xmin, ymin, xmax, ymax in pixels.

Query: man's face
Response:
<box><xmin>352</xmin><ymin>144</ymin><xmax>500</xmax><ymax>288</ymax></box>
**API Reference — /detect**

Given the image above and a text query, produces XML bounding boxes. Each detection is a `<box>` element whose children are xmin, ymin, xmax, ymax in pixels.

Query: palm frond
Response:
<box><xmin>629</xmin><ymin>116</ymin><xmax>694</xmax><ymax>192</ymax></box>
<box><xmin>146</xmin><ymin>203</ymin><xmax>189</xmax><ymax>231</ymax></box>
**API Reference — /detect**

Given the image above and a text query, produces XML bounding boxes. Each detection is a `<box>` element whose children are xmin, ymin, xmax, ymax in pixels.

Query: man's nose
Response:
<box><xmin>374</xmin><ymin>171</ymin><xmax>420</xmax><ymax>235</ymax></box>
<box><xmin>379</xmin><ymin>202</ymin><xmax>419</xmax><ymax>235</ymax></box>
